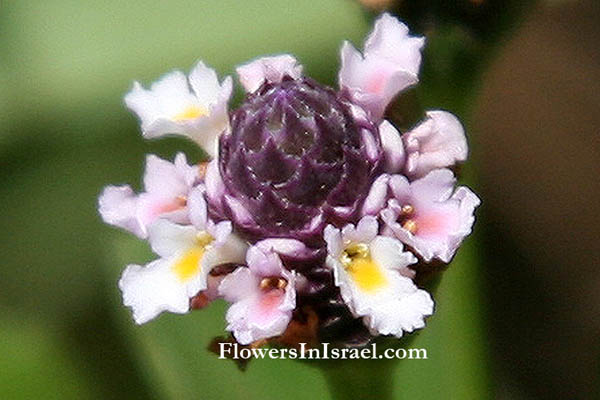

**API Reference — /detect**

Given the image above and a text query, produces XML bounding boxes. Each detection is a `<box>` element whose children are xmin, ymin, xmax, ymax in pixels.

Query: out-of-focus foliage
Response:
<box><xmin>0</xmin><ymin>0</ymin><xmax>534</xmax><ymax>398</ymax></box>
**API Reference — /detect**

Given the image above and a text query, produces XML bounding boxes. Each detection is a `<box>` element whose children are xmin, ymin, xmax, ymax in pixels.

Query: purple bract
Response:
<box><xmin>218</xmin><ymin>77</ymin><xmax>382</xmax><ymax>243</ymax></box>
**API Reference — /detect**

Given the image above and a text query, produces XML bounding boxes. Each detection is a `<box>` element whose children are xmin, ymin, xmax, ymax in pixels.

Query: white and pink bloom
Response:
<box><xmin>236</xmin><ymin>55</ymin><xmax>303</xmax><ymax>93</ymax></box>
<box><xmin>125</xmin><ymin>61</ymin><xmax>232</xmax><ymax>157</ymax></box>
<box><xmin>404</xmin><ymin>111</ymin><xmax>468</xmax><ymax>178</ymax></box>
<box><xmin>339</xmin><ymin>13</ymin><xmax>424</xmax><ymax>120</ymax></box>
<box><xmin>101</xmin><ymin>13</ymin><xmax>479</xmax><ymax>349</ymax></box>
<box><xmin>219</xmin><ymin>240</ymin><xmax>299</xmax><ymax>344</ymax></box>
<box><xmin>98</xmin><ymin>153</ymin><xmax>199</xmax><ymax>238</ymax></box>
<box><xmin>119</xmin><ymin>187</ymin><xmax>247</xmax><ymax>324</ymax></box>
<box><xmin>363</xmin><ymin>169</ymin><xmax>480</xmax><ymax>263</ymax></box>
<box><xmin>324</xmin><ymin>216</ymin><xmax>434</xmax><ymax>337</ymax></box>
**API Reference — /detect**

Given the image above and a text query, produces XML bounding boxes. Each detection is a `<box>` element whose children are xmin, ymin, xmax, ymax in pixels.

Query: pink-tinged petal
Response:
<box><xmin>224</xmin><ymin>195</ymin><xmax>255</xmax><ymax>225</ymax></box>
<box><xmin>254</xmin><ymin>238</ymin><xmax>312</xmax><ymax>259</ymax></box>
<box><xmin>135</xmin><ymin>192</ymin><xmax>188</xmax><ymax>232</ymax></box>
<box><xmin>98</xmin><ymin>185</ymin><xmax>145</xmax><ymax>238</ymax></box>
<box><xmin>324</xmin><ymin>225</ymin><xmax>343</xmax><ymax>258</ymax></box>
<box><xmin>388</xmin><ymin>174</ymin><xmax>411</xmax><ymax>202</ymax></box>
<box><xmin>362</xmin><ymin>174</ymin><xmax>390</xmax><ymax>216</ymax></box>
<box><xmin>364</xmin><ymin>13</ymin><xmax>424</xmax><ymax>77</ymax></box>
<box><xmin>143</xmin><ymin>154</ymin><xmax>189</xmax><ymax>198</ymax></box>
<box><xmin>209</xmin><ymin>220</ymin><xmax>233</xmax><ymax>245</ymax></box>
<box><xmin>221</xmin><ymin>264</ymin><xmax>296</xmax><ymax>345</ymax></box>
<box><xmin>380</xmin><ymin>171</ymin><xmax>480</xmax><ymax>263</ymax></box>
<box><xmin>201</xmin><ymin>273</ymin><xmax>229</xmax><ymax>302</ymax></box>
<box><xmin>403</xmin><ymin>111</ymin><xmax>468</xmax><ymax>178</ymax></box>
<box><xmin>187</xmin><ymin>186</ymin><xmax>208</xmax><ymax>230</ymax></box>
<box><xmin>341</xmin><ymin>215</ymin><xmax>379</xmax><ymax>244</ymax></box>
<box><xmin>174</xmin><ymin>152</ymin><xmax>200</xmax><ymax>187</ymax></box>
<box><xmin>410</xmin><ymin>168</ymin><xmax>456</xmax><ymax>204</ymax></box>
<box><xmin>338</xmin><ymin>14</ymin><xmax>424</xmax><ymax>120</ymax></box>
<box><xmin>219</xmin><ymin>267</ymin><xmax>259</xmax><ymax>303</ymax></box>
<box><xmin>246</xmin><ymin>245</ymin><xmax>285</xmax><ymax>277</ymax></box>
<box><xmin>379</xmin><ymin>120</ymin><xmax>405</xmax><ymax>173</ymax></box>
<box><xmin>205</xmin><ymin>158</ymin><xmax>225</xmax><ymax>214</ymax></box>
<box><xmin>236</xmin><ymin>55</ymin><xmax>303</xmax><ymax>93</ymax></box>
<box><xmin>225</xmin><ymin>293</ymin><xmax>292</xmax><ymax>345</ymax></box>
<box><xmin>361</xmin><ymin>129</ymin><xmax>379</xmax><ymax>162</ymax></box>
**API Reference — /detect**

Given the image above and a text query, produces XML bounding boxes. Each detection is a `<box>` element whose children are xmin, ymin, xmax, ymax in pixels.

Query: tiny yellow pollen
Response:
<box><xmin>403</xmin><ymin>219</ymin><xmax>418</xmax><ymax>234</ymax></box>
<box><xmin>259</xmin><ymin>277</ymin><xmax>288</xmax><ymax>291</ymax></box>
<box><xmin>175</xmin><ymin>195</ymin><xmax>187</xmax><ymax>207</ymax></box>
<box><xmin>173</xmin><ymin>105</ymin><xmax>207</xmax><ymax>122</ymax></box>
<box><xmin>401</xmin><ymin>204</ymin><xmax>414</xmax><ymax>215</ymax></box>
<box><xmin>196</xmin><ymin>232</ymin><xmax>214</xmax><ymax>248</ymax></box>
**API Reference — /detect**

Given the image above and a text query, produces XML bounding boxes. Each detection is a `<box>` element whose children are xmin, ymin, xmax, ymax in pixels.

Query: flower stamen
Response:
<box><xmin>259</xmin><ymin>277</ymin><xmax>288</xmax><ymax>290</ymax></box>
<box><xmin>402</xmin><ymin>219</ymin><xmax>418</xmax><ymax>234</ymax></box>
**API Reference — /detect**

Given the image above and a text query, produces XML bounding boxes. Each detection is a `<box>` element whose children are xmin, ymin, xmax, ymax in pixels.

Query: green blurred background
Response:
<box><xmin>1</xmin><ymin>0</ymin><xmax>598</xmax><ymax>399</ymax></box>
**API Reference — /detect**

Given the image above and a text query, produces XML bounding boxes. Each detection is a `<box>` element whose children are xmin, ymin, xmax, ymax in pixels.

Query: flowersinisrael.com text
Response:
<box><xmin>219</xmin><ymin>343</ymin><xmax>427</xmax><ymax>360</ymax></box>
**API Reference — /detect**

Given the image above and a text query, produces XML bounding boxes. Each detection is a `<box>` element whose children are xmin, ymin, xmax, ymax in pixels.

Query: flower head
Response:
<box><xmin>101</xmin><ymin>13</ymin><xmax>480</xmax><ymax>352</ymax></box>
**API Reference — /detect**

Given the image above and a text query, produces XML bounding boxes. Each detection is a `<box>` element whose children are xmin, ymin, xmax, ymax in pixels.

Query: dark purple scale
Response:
<box><xmin>218</xmin><ymin>76</ymin><xmax>382</xmax><ymax>244</ymax></box>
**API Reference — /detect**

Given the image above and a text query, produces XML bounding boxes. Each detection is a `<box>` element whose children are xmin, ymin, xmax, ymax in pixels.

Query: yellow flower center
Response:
<box><xmin>340</xmin><ymin>243</ymin><xmax>387</xmax><ymax>292</ymax></box>
<box><xmin>173</xmin><ymin>105</ymin><xmax>207</xmax><ymax>122</ymax></box>
<box><xmin>172</xmin><ymin>232</ymin><xmax>214</xmax><ymax>282</ymax></box>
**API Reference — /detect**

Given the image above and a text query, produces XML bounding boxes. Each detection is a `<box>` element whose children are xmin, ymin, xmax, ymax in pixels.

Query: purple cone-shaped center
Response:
<box><xmin>219</xmin><ymin>77</ymin><xmax>382</xmax><ymax>243</ymax></box>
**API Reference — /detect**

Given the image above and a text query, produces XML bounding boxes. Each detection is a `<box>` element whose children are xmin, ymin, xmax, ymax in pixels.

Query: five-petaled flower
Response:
<box><xmin>99</xmin><ymin>13</ymin><xmax>480</xmax><ymax>348</ymax></box>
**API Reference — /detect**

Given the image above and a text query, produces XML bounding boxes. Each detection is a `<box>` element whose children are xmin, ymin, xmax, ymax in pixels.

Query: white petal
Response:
<box><xmin>187</xmin><ymin>186</ymin><xmax>208</xmax><ymax>230</ymax></box>
<box><xmin>236</xmin><ymin>55</ymin><xmax>303</xmax><ymax>93</ymax></box>
<box><xmin>143</xmin><ymin>154</ymin><xmax>189</xmax><ymax>197</ymax></box>
<box><xmin>404</xmin><ymin>111</ymin><xmax>468</xmax><ymax>178</ymax></box>
<box><xmin>364</xmin><ymin>287</ymin><xmax>434</xmax><ymax>337</ymax></box>
<box><xmin>338</xmin><ymin>14</ymin><xmax>424</xmax><ymax>120</ymax></box>
<box><xmin>324</xmin><ymin>225</ymin><xmax>343</xmax><ymax>258</ymax></box>
<box><xmin>361</xmin><ymin>174</ymin><xmax>390</xmax><ymax>216</ymax></box>
<box><xmin>341</xmin><ymin>215</ymin><xmax>379</xmax><ymax>244</ymax></box>
<box><xmin>148</xmin><ymin>219</ymin><xmax>197</xmax><ymax>258</ymax></box>
<box><xmin>98</xmin><ymin>185</ymin><xmax>144</xmax><ymax>238</ymax></box>
<box><xmin>364</xmin><ymin>13</ymin><xmax>424</xmax><ymax>77</ymax></box>
<box><xmin>205</xmin><ymin>158</ymin><xmax>225</xmax><ymax>213</ymax></box>
<box><xmin>219</xmin><ymin>267</ymin><xmax>259</xmax><ymax>303</ymax></box>
<box><xmin>379</xmin><ymin>120</ymin><xmax>405</xmax><ymax>173</ymax></box>
<box><xmin>210</xmin><ymin>230</ymin><xmax>248</xmax><ymax>266</ymax></box>
<box><xmin>370</xmin><ymin>236</ymin><xmax>417</xmax><ymax>270</ymax></box>
<box><xmin>189</xmin><ymin>61</ymin><xmax>232</xmax><ymax>107</ymax></box>
<box><xmin>119</xmin><ymin>259</ymin><xmax>191</xmax><ymax>324</ymax></box>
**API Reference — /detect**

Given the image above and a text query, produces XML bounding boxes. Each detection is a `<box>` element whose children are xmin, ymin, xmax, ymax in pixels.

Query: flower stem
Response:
<box><xmin>320</xmin><ymin>358</ymin><xmax>398</xmax><ymax>400</ymax></box>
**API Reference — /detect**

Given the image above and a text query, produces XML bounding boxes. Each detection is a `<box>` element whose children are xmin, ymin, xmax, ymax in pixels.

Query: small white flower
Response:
<box><xmin>236</xmin><ymin>54</ymin><xmax>303</xmax><ymax>93</ymax></box>
<box><xmin>98</xmin><ymin>153</ymin><xmax>198</xmax><ymax>238</ymax></box>
<box><xmin>124</xmin><ymin>61</ymin><xmax>232</xmax><ymax>157</ymax></box>
<box><xmin>324</xmin><ymin>216</ymin><xmax>434</xmax><ymax>337</ymax></box>
<box><xmin>404</xmin><ymin>111</ymin><xmax>468</xmax><ymax>178</ymax></box>
<box><xmin>119</xmin><ymin>187</ymin><xmax>247</xmax><ymax>324</ymax></box>
<box><xmin>339</xmin><ymin>13</ymin><xmax>425</xmax><ymax>120</ymax></box>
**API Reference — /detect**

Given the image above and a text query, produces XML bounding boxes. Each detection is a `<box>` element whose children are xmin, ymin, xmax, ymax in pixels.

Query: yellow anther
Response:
<box><xmin>402</xmin><ymin>219</ymin><xmax>418</xmax><ymax>234</ymax></box>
